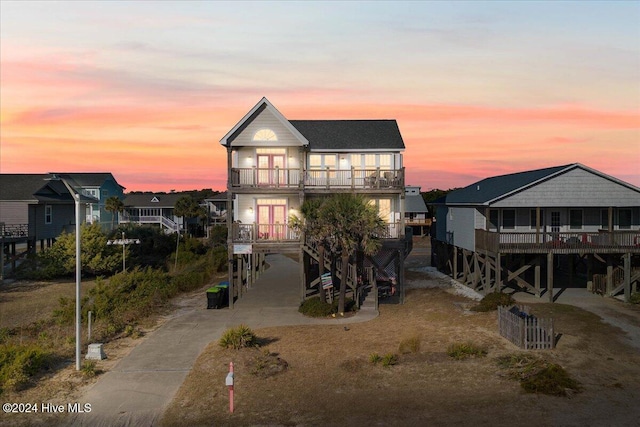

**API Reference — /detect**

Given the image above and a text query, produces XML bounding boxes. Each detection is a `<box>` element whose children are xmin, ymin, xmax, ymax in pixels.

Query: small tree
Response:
<box><xmin>105</xmin><ymin>196</ymin><xmax>125</xmax><ymax>230</ymax></box>
<box><xmin>174</xmin><ymin>196</ymin><xmax>207</xmax><ymax>235</ymax></box>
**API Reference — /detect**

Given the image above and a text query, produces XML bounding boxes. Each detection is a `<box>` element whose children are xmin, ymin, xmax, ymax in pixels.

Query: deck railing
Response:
<box><xmin>476</xmin><ymin>229</ymin><xmax>640</xmax><ymax>253</ymax></box>
<box><xmin>232</xmin><ymin>221</ymin><xmax>402</xmax><ymax>242</ymax></box>
<box><xmin>230</xmin><ymin>167</ymin><xmax>404</xmax><ymax>190</ymax></box>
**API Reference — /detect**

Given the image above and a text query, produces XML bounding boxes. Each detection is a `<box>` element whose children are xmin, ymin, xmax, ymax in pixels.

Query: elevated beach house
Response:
<box><xmin>431</xmin><ymin>164</ymin><xmax>640</xmax><ymax>301</ymax></box>
<box><xmin>220</xmin><ymin>97</ymin><xmax>410</xmax><ymax>307</ymax></box>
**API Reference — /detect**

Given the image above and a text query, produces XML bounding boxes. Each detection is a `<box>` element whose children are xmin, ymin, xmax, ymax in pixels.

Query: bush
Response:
<box><xmin>381</xmin><ymin>353</ymin><xmax>398</xmax><ymax>367</ymax></box>
<box><xmin>447</xmin><ymin>342</ymin><xmax>488</xmax><ymax>360</ymax></box>
<box><xmin>496</xmin><ymin>354</ymin><xmax>580</xmax><ymax>396</ymax></box>
<box><xmin>369</xmin><ymin>352</ymin><xmax>382</xmax><ymax>364</ymax></box>
<box><xmin>399</xmin><ymin>335</ymin><xmax>421</xmax><ymax>354</ymax></box>
<box><xmin>0</xmin><ymin>344</ymin><xmax>52</xmax><ymax>394</ymax></box>
<box><xmin>299</xmin><ymin>297</ymin><xmax>334</xmax><ymax>317</ymax></box>
<box><xmin>219</xmin><ymin>325</ymin><xmax>257</xmax><ymax>350</ymax></box>
<box><xmin>471</xmin><ymin>292</ymin><xmax>515</xmax><ymax>312</ymax></box>
<box><xmin>630</xmin><ymin>292</ymin><xmax>640</xmax><ymax>305</ymax></box>
<box><xmin>299</xmin><ymin>296</ymin><xmax>357</xmax><ymax>317</ymax></box>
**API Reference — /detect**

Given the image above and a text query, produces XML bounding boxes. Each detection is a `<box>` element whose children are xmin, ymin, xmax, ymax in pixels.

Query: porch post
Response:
<box><xmin>536</xmin><ymin>207</ymin><xmax>541</xmax><ymax>244</ymax></box>
<box><xmin>496</xmin><ymin>252</ymin><xmax>502</xmax><ymax>292</ymax></box>
<box><xmin>547</xmin><ymin>252</ymin><xmax>554</xmax><ymax>302</ymax></box>
<box><xmin>624</xmin><ymin>253</ymin><xmax>631</xmax><ymax>302</ymax></box>
<box><xmin>534</xmin><ymin>256</ymin><xmax>541</xmax><ymax>297</ymax></box>
<box><xmin>452</xmin><ymin>246</ymin><xmax>458</xmax><ymax>280</ymax></box>
<box><xmin>606</xmin><ymin>255</ymin><xmax>613</xmax><ymax>295</ymax></box>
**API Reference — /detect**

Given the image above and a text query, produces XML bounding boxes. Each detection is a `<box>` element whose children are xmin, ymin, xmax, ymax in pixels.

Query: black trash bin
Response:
<box><xmin>206</xmin><ymin>286</ymin><xmax>223</xmax><ymax>309</ymax></box>
<box><xmin>216</xmin><ymin>281</ymin><xmax>229</xmax><ymax>308</ymax></box>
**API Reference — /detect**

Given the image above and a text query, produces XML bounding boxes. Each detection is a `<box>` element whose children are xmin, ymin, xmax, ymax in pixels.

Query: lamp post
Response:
<box><xmin>48</xmin><ymin>176</ymin><xmax>82</xmax><ymax>371</ymax></box>
<box><xmin>107</xmin><ymin>232</ymin><xmax>140</xmax><ymax>273</ymax></box>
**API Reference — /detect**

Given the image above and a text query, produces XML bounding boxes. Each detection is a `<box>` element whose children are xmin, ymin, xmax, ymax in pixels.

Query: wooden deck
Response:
<box><xmin>476</xmin><ymin>229</ymin><xmax>640</xmax><ymax>254</ymax></box>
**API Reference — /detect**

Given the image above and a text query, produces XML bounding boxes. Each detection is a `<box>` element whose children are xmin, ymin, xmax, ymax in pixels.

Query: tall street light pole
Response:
<box><xmin>54</xmin><ymin>177</ymin><xmax>82</xmax><ymax>371</ymax></box>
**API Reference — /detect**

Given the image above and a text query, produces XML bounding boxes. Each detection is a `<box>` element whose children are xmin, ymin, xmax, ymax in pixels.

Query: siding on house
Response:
<box><xmin>492</xmin><ymin>168</ymin><xmax>640</xmax><ymax>208</ymax></box>
<box><xmin>229</xmin><ymin>108</ymin><xmax>304</xmax><ymax>148</ymax></box>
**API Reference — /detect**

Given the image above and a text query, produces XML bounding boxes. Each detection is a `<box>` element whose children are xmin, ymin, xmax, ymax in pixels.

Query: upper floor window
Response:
<box><xmin>351</xmin><ymin>154</ymin><xmax>393</xmax><ymax>170</ymax></box>
<box><xmin>569</xmin><ymin>209</ymin><xmax>583</xmax><ymax>230</ymax></box>
<box><xmin>502</xmin><ymin>210</ymin><xmax>515</xmax><ymax>230</ymax></box>
<box><xmin>45</xmin><ymin>205</ymin><xmax>52</xmax><ymax>224</ymax></box>
<box><xmin>253</xmin><ymin>129</ymin><xmax>278</xmax><ymax>141</ymax></box>
<box><xmin>619</xmin><ymin>209</ymin><xmax>632</xmax><ymax>230</ymax></box>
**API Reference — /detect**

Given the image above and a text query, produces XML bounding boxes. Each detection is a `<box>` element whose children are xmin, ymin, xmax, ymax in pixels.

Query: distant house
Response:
<box><xmin>204</xmin><ymin>191</ymin><xmax>228</xmax><ymax>226</ymax></box>
<box><xmin>432</xmin><ymin>164</ymin><xmax>640</xmax><ymax>301</ymax></box>
<box><xmin>404</xmin><ymin>186</ymin><xmax>430</xmax><ymax>236</ymax></box>
<box><xmin>0</xmin><ymin>172</ymin><xmax>124</xmax><ymax>277</ymax></box>
<box><xmin>120</xmin><ymin>193</ymin><xmax>182</xmax><ymax>233</ymax></box>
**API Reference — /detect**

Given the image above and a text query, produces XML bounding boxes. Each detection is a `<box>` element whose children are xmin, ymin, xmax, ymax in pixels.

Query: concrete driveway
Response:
<box><xmin>67</xmin><ymin>254</ymin><xmax>376</xmax><ymax>426</ymax></box>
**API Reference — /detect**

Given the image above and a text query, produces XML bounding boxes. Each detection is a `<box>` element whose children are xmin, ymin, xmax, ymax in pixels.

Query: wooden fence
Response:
<box><xmin>498</xmin><ymin>305</ymin><xmax>555</xmax><ymax>350</ymax></box>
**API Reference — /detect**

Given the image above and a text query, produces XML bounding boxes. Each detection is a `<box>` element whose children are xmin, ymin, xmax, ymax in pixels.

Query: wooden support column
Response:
<box><xmin>453</xmin><ymin>246</ymin><xmax>458</xmax><ymax>280</ymax></box>
<box><xmin>606</xmin><ymin>255</ymin><xmax>613</xmax><ymax>295</ymax></box>
<box><xmin>228</xmin><ymin>254</ymin><xmax>234</xmax><ymax>309</ymax></box>
<box><xmin>237</xmin><ymin>256</ymin><xmax>244</xmax><ymax>298</ymax></box>
<box><xmin>535</xmin><ymin>207</ymin><xmax>541</xmax><ymax>244</ymax></box>
<box><xmin>398</xmin><ymin>248</ymin><xmax>406</xmax><ymax>305</ymax></box>
<box><xmin>534</xmin><ymin>256</ymin><xmax>541</xmax><ymax>298</ymax></box>
<box><xmin>496</xmin><ymin>253</ymin><xmax>502</xmax><ymax>292</ymax></box>
<box><xmin>484</xmin><ymin>252</ymin><xmax>491</xmax><ymax>292</ymax></box>
<box><xmin>568</xmin><ymin>254</ymin><xmax>574</xmax><ymax>288</ymax></box>
<box><xmin>547</xmin><ymin>252</ymin><xmax>554</xmax><ymax>302</ymax></box>
<box><xmin>624</xmin><ymin>253</ymin><xmax>631</xmax><ymax>302</ymax></box>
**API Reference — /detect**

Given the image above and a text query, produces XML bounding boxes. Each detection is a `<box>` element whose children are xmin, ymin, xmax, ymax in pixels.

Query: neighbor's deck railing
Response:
<box><xmin>230</xmin><ymin>167</ymin><xmax>404</xmax><ymax>190</ymax></box>
<box><xmin>476</xmin><ymin>229</ymin><xmax>640</xmax><ymax>253</ymax></box>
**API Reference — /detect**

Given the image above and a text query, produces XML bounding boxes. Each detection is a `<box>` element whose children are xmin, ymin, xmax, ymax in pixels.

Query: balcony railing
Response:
<box><xmin>475</xmin><ymin>229</ymin><xmax>640</xmax><ymax>253</ymax></box>
<box><xmin>231</xmin><ymin>221</ymin><xmax>403</xmax><ymax>242</ymax></box>
<box><xmin>230</xmin><ymin>167</ymin><xmax>404</xmax><ymax>190</ymax></box>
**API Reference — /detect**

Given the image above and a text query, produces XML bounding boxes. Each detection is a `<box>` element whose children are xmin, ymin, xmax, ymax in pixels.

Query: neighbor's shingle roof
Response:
<box><xmin>443</xmin><ymin>165</ymin><xmax>571</xmax><ymax>205</ymax></box>
<box><xmin>289</xmin><ymin>120</ymin><xmax>405</xmax><ymax>151</ymax></box>
<box><xmin>405</xmin><ymin>194</ymin><xmax>429</xmax><ymax>213</ymax></box>
<box><xmin>123</xmin><ymin>193</ymin><xmax>185</xmax><ymax>207</ymax></box>
<box><xmin>0</xmin><ymin>174</ymin><xmax>50</xmax><ymax>201</ymax></box>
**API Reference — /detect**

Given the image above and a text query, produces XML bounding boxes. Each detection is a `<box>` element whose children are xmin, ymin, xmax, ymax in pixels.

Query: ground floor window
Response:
<box><xmin>569</xmin><ymin>209</ymin><xmax>583</xmax><ymax>230</ymax></box>
<box><xmin>502</xmin><ymin>210</ymin><xmax>515</xmax><ymax>230</ymax></box>
<box><xmin>619</xmin><ymin>209</ymin><xmax>632</xmax><ymax>229</ymax></box>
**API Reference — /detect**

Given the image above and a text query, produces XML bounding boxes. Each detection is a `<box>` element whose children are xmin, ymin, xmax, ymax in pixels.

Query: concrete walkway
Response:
<box><xmin>68</xmin><ymin>254</ymin><xmax>376</xmax><ymax>426</ymax></box>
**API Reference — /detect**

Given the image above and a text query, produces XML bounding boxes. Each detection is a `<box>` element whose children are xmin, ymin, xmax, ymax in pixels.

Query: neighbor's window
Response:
<box><xmin>601</xmin><ymin>209</ymin><xmax>609</xmax><ymax>230</ymax></box>
<box><xmin>45</xmin><ymin>205</ymin><xmax>52</xmax><ymax>224</ymax></box>
<box><xmin>502</xmin><ymin>210</ymin><xmax>515</xmax><ymax>230</ymax></box>
<box><xmin>488</xmin><ymin>210</ymin><xmax>499</xmax><ymax>231</ymax></box>
<box><xmin>618</xmin><ymin>209</ymin><xmax>632</xmax><ymax>230</ymax></box>
<box><xmin>530</xmin><ymin>209</ymin><xmax>544</xmax><ymax>229</ymax></box>
<box><xmin>569</xmin><ymin>209</ymin><xmax>583</xmax><ymax>230</ymax></box>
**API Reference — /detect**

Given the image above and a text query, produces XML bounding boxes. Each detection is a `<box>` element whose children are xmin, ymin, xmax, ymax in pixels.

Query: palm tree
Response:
<box><xmin>105</xmin><ymin>196</ymin><xmax>125</xmax><ymax>230</ymax></box>
<box><xmin>292</xmin><ymin>194</ymin><xmax>385</xmax><ymax>312</ymax></box>
<box><xmin>174</xmin><ymin>196</ymin><xmax>208</xmax><ymax>235</ymax></box>
<box><xmin>319</xmin><ymin>194</ymin><xmax>385</xmax><ymax>314</ymax></box>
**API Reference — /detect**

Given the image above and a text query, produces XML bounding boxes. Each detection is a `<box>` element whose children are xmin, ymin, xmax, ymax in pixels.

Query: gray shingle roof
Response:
<box><xmin>405</xmin><ymin>194</ymin><xmax>428</xmax><ymax>213</ymax></box>
<box><xmin>123</xmin><ymin>193</ymin><xmax>184</xmax><ymax>208</ymax></box>
<box><xmin>289</xmin><ymin>120</ymin><xmax>405</xmax><ymax>151</ymax></box>
<box><xmin>0</xmin><ymin>174</ymin><xmax>51</xmax><ymax>201</ymax></box>
<box><xmin>443</xmin><ymin>165</ymin><xmax>572</xmax><ymax>205</ymax></box>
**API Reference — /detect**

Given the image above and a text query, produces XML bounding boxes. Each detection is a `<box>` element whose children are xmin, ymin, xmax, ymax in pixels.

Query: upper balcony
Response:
<box><xmin>230</xmin><ymin>167</ymin><xmax>405</xmax><ymax>192</ymax></box>
<box><xmin>475</xmin><ymin>229</ymin><xmax>640</xmax><ymax>254</ymax></box>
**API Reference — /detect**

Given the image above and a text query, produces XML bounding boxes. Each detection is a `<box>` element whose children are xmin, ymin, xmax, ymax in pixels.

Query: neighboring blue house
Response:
<box><xmin>432</xmin><ymin>164</ymin><xmax>640</xmax><ymax>301</ymax></box>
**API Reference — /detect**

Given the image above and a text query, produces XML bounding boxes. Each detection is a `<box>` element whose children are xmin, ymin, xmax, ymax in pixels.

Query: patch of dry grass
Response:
<box><xmin>162</xmin><ymin>283</ymin><xmax>640</xmax><ymax>427</ymax></box>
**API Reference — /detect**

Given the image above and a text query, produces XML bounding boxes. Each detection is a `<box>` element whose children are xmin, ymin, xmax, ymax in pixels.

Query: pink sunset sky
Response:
<box><xmin>1</xmin><ymin>1</ymin><xmax>639</xmax><ymax>192</ymax></box>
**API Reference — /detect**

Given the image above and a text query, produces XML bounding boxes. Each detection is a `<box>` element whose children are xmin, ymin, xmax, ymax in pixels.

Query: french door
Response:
<box><xmin>257</xmin><ymin>202</ymin><xmax>286</xmax><ymax>240</ymax></box>
<box><xmin>257</xmin><ymin>154</ymin><xmax>285</xmax><ymax>186</ymax></box>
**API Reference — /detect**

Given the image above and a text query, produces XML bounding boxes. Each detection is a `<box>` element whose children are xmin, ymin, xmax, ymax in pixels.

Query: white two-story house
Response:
<box><xmin>220</xmin><ymin>97</ymin><xmax>409</xmax><ymax>306</ymax></box>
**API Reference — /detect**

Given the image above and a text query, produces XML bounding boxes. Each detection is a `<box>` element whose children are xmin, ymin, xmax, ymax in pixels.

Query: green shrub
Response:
<box><xmin>80</xmin><ymin>360</ymin><xmax>102</xmax><ymax>378</ymax></box>
<box><xmin>399</xmin><ymin>335</ymin><xmax>421</xmax><ymax>354</ymax></box>
<box><xmin>447</xmin><ymin>342</ymin><xmax>488</xmax><ymax>360</ymax></box>
<box><xmin>299</xmin><ymin>297</ymin><xmax>334</xmax><ymax>317</ymax></box>
<box><xmin>219</xmin><ymin>325</ymin><xmax>257</xmax><ymax>350</ymax></box>
<box><xmin>0</xmin><ymin>344</ymin><xmax>51</xmax><ymax>394</ymax></box>
<box><xmin>369</xmin><ymin>352</ymin><xmax>382</xmax><ymax>364</ymax></box>
<box><xmin>381</xmin><ymin>353</ymin><xmax>398</xmax><ymax>367</ymax></box>
<box><xmin>471</xmin><ymin>292</ymin><xmax>515</xmax><ymax>312</ymax></box>
<box><xmin>630</xmin><ymin>292</ymin><xmax>640</xmax><ymax>305</ymax></box>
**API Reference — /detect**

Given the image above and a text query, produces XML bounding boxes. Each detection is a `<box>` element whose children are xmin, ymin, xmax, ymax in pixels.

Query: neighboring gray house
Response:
<box><xmin>432</xmin><ymin>164</ymin><xmax>640</xmax><ymax>301</ymax></box>
<box><xmin>220</xmin><ymin>97</ymin><xmax>409</xmax><ymax>307</ymax></box>
<box><xmin>1</xmin><ymin>173</ymin><xmax>123</xmax><ymax>277</ymax></box>
<box><xmin>204</xmin><ymin>191</ymin><xmax>228</xmax><ymax>226</ymax></box>
<box><xmin>120</xmin><ymin>193</ymin><xmax>183</xmax><ymax>233</ymax></box>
